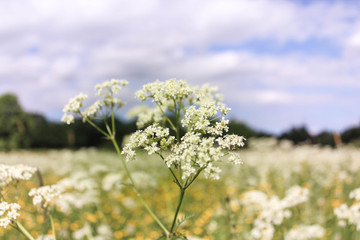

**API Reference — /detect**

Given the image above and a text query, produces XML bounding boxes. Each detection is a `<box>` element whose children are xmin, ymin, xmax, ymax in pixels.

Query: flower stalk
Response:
<box><xmin>61</xmin><ymin>78</ymin><xmax>245</xmax><ymax>238</ymax></box>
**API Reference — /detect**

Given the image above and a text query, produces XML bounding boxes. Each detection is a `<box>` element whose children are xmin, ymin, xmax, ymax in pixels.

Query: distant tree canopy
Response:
<box><xmin>278</xmin><ymin>126</ymin><xmax>312</xmax><ymax>145</ymax></box>
<box><xmin>0</xmin><ymin>94</ymin><xmax>30</xmax><ymax>150</ymax></box>
<box><xmin>341</xmin><ymin>127</ymin><xmax>360</xmax><ymax>144</ymax></box>
<box><xmin>0</xmin><ymin>93</ymin><xmax>359</xmax><ymax>150</ymax></box>
<box><xmin>0</xmin><ymin>93</ymin><xmax>137</xmax><ymax>150</ymax></box>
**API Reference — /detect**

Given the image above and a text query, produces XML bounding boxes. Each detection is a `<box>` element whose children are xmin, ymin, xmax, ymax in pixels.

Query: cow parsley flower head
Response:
<box><xmin>243</xmin><ymin>186</ymin><xmax>310</xmax><ymax>239</ymax></box>
<box><xmin>135</xmin><ymin>79</ymin><xmax>192</xmax><ymax>103</ymax></box>
<box><xmin>29</xmin><ymin>185</ymin><xmax>63</xmax><ymax>208</ymax></box>
<box><xmin>285</xmin><ymin>224</ymin><xmax>325</xmax><ymax>240</ymax></box>
<box><xmin>0</xmin><ymin>201</ymin><xmax>20</xmax><ymax>228</ymax></box>
<box><xmin>36</xmin><ymin>235</ymin><xmax>55</xmax><ymax>240</ymax></box>
<box><xmin>350</xmin><ymin>187</ymin><xmax>360</xmax><ymax>201</ymax></box>
<box><xmin>124</xmin><ymin>79</ymin><xmax>245</xmax><ymax>181</ymax></box>
<box><xmin>61</xmin><ymin>79</ymin><xmax>128</xmax><ymax>124</ymax></box>
<box><xmin>95</xmin><ymin>79</ymin><xmax>128</xmax><ymax>96</ymax></box>
<box><xmin>334</xmin><ymin>188</ymin><xmax>360</xmax><ymax>230</ymax></box>
<box><xmin>0</xmin><ymin>164</ymin><xmax>37</xmax><ymax>187</ymax></box>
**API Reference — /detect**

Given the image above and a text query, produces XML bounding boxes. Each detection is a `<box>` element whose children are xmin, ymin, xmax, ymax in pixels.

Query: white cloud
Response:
<box><xmin>0</xmin><ymin>0</ymin><xmax>360</xmax><ymax>133</ymax></box>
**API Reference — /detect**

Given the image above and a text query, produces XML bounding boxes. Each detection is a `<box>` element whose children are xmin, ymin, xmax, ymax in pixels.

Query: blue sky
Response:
<box><xmin>1</xmin><ymin>0</ymin><xmax>360</xmax><ymax>134</ymax></box>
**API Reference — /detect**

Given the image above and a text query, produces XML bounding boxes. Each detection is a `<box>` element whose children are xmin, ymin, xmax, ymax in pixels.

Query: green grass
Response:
<box><xmin>1</xmin><ymin>138</ymin><xmax>360</xmax><ymax>239</ymax></box>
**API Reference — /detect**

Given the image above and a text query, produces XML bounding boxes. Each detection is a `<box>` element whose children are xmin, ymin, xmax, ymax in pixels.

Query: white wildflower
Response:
<box><xmin>0</xmin><ymin>202</ymin><xmax>20</xmax><ymax>228</ymax></box>
<box><xmin>55</xmin><ymin>191</ymin><xmax>98</xmax><ymax>214</ymax></box>
<box><xmin>132</xmin><ymin>171</ymin><xmax>157</xmax><ymax>189</ymax></box>
<box><xmin>124</xmin><ymin>79</ymin><xmax>246</xmax><ymax>180</ymax></box>
<box><xmin>204</xmin><ymin>163</ymin><xmax>222</xmax><ymax>180</ymax></box>
<box><xmin>102</xmin><ymin>173</ymin><xmax>123</xmax><ymax>191</ymax></box>
<box><xmin>61</xmin><ymin>114</ymin><xmax>75</xmax><ymax>125</ymax></box>
<box><xmin>334</xmin><ymin>187</ymin><xmax>360</xmax><ymax>230</ymax></box>
<box><xmin>216</xmin><ymin>135</ymin><xmax>246</xmax><ymax>149</ymax></box>
<box><xmin>122</xmin><ymin>124</ymin><xmax>173</xmax><ymax>161</ymax></box>
<box><xmin>95</xmin><ymin>224</ymin><xmax>112</xmax><ymax>240</ymax></box>
<box><xmin>54</xmin><ymin>172</ymin><xmax>99</xmax><ymax>213</ymax></box>
<box><xmin>135</xmin><ymin>79</ymin><xmax>192</xmax><ymax>103</ymax></box>
<box><xmin>82</xmin><ymin>100</ymin><xmax>103</xmax><ymax>118</ymax></box>
<box><xmin>29</xmin><ymin>185</ymin><xmax>63</xmax><ymax>208</ymax></box>
<box><xmin>242</xmin><ymin>190</ymin><xmax>268</xmax><ymax>206</ymax></box>
<box><xmin>282</xmin><ymin>185</ymin><xmax>309</xmax><ymax>208</ymax></box>
<box><xmin>95</xmin><ymin>79</ymin><xmax>128</xmax><ymax>96</ymax></box>
<box><xmin>251</xmin><ymin>218</ymin><xmax>275</xmax><ymax>240</ymax></box>
<box><xmin>36</xmin><ymin>235</ymin><xmax>55</xmax><ymax>240</ymax></box>
<box><xmin>62</xmin><ymin>93</ymin><xmax>88</xmax><ymax>113</ymax></box>
<box><xmin>0</xmin><ymin>164</ymin><xmax>37</xmax><ymax>187</ymax></box>
<box><xmin>350</xmin><ymin>188</ymin><xmax>360</xmax><ymax>201</ymax></box>
<box><xmin>285</xmin><ymin>224</ymin><xmax>325</xmax><ymax>240</ymax></box>
<box><xmin>128</xmin><ymin>105</ymin><xmax>164</xmax><ymax>128</ymax></box>
<box><xmin>243</xmin><ymin>186</ymin><xmax>310</xmax><ymax>238</ymax></box>
<box><xmin>334</xmin><ymin>203</ymin><xmax>360</xmax><ymax>230</ymax></box>
<box><xmin>73</xmin><ymin>223</ymin><xmax>92</xmax><ymax>239</ymax></box>
<box><xmin>62</xmin><ymin>79</ymin><xmax>128</xmax><ymax>124</ymax></box>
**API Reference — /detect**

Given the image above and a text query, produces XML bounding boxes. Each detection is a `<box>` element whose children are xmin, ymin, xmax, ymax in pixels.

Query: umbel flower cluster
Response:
<box><xmin>60</xmin><ymin>78</ymin><xmax>246</xmax><ymax>237</ymax></box>
<box><xmin>0</xmin><ymin>201</ymin><xmax>20</xmax><ymax>228</ymax></box>
<box><xmin>62</xmin><ymin>79</ymin><xmax>128</xmax><ymax>124</ymax></box>
<box><xmin>0</xmin><ymin>164</ymin><xmax>37</xmax><ymax>187</ymax></box>
<box><xmin>242</xmin><ymin>185</ymin><xmax>311</xmax><ymax>240</ymax></box>
<box><xmin>123</xmin><ymin>79</ymin><xmax>245</xmax><ymax>180</ymax></box>
<box><xmin>334</xmin><ymin>187</ymin><xmax>360</xmax><ymax>230</ymax></box>
<box><xmin>0</xmin><ymin>164</ymin><xmax>36</xmax><ymax>230</ymax></box>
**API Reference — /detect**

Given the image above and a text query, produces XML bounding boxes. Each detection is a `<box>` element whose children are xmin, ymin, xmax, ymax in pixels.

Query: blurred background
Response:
<box><xmin>1</xmin><ymin>0</ymin><xmax>360</xmax><ymax>149</ymax></box>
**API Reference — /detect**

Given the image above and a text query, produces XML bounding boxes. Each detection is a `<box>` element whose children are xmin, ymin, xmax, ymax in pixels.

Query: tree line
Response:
<box><xmin>0</xmin><ymin>93</ymin><xmax>359</xmax><ymax>150</ymax></box>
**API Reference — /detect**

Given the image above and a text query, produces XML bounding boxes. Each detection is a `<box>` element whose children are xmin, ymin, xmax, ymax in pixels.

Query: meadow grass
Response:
<box><xmin>1</xmin><ymin>138</ymin><xmax>360</xmax><ymax>239</ymax></box>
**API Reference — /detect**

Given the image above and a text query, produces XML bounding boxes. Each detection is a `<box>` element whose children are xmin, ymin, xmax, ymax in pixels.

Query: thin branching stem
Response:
<box><xmin>16</xmin><ymin>221</ymin><xmax>35</xmax><ymax>240</ymax></box>
<box><xmin>82</xmin><ymin>116</ymin><xmax>109</xmax><ymax>137</ymax></box>
<box><xmin>157</xmin><ymin>153</ymin><xmax>182</xmax><ymax>188</ymax></box>
<box><xmin>83</xmin><ymin>113</ymin><xmax>169</xmax><ymax>236</ymax></box>
<box><xmin>169</xmin><ymin>168</ymin><xmax>182</xmax><ymax>188</ymax></box>
<box><xmin>169</xmin><ymin>188</ymin><xmax>185</xmax><ymax>234</ymax></box>
<box><xmin>50</xmin><ymin>215</ymin><xmax>57</xmax><ymax>240</ymax></box>
<box><xmin>111</xmin><ymin>138</ymin><xmax>170</xmax><ymax>236</ymax></box>
<box><xmin>111</xmin><ymin>110</ymin><xmax>116</xmax><ymax>136</ymax></box>
<box><xmin>155</xmin><ymin>101</ymin><xmax>177</xmax><ymax>133</ymax></box>
<box><xmin>184</xmin><ymin>167</ymin><xmax>204</xmax><ymax>189</ymax></box>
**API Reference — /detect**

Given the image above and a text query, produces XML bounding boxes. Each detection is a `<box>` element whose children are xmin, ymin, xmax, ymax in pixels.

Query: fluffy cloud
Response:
<box><xmin>0</xmin><ymin>0</ymin><xmax>360</xmax><ymax>133</ymax></box>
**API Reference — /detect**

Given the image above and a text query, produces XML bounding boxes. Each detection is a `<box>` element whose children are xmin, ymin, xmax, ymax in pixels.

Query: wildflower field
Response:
<box><xmin>1</xmin><ymin>138</ymin><xmax>360</xmax><ymax>240</ymax></box>
<box><xmin>1</xmin><ymin>79</ymin><xmax>360</xmax><ymax>240</ymax></box>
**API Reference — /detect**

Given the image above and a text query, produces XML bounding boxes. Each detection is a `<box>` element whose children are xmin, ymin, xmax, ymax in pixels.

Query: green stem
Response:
<box><xmin>168</xmin><ymin>169</ymin><xmax>203</xmax><ymax>235</ymax></box>
<box><xmin>172</xmin><ymin>99</ymin><xmax>183</xmax><ymax>182</ymax></box>
<box><xmin>49</xmin><ymin>215</ymin><xmax>57</xmax><ymax>240</ymax></box>
<box><xmin>155</xmin><ymin>101</ymin><xmax>177</xmax><ymax>133</ymax></box>
<box><xmin>156</xmin><ymin>153</ymin><xmax>182</xmax><ymax>188</ymax></box>
<box><xmin>172</xmin><ymin>99</ymin><xmax>181</xmax><ymax>142</ymax></box>
<box><xmin>184</xmin><ymin>168</ymin><xmax>204</xmax><ymax>189</ymax></box>
<box><xmin>111</xmin><ymin>138</ymin><xmax>169</xmax><ymax>236</ymax></box>
<box><xmin>111</xmin><ymin>110</ymin><xmax>116</xmax><ymax>135</ymax></box>
<box><xmin>83</xmin><ymin>117</ymin><xmax>110</xmax><ymax>137</ymax></box>
<box><xmin>168</xmin><ymin>168</ymin><xmax>182</xmax><ymax>188</ymax></box>
<box><xmin>170</xmin><ymin>188</ymin><xmax>185</xmax><ymax>234</ymax></box>
<box><xmin>16</xmin><ymin>221</ymin><xmax>35</xmax><ymax>240</ymax></box>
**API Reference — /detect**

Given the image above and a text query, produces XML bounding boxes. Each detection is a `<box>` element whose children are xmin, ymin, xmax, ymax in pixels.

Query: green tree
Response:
<box><xmin>0</xmin><ymin>94</ymin><xmax>29</xmax><ymax>150</ymax></box>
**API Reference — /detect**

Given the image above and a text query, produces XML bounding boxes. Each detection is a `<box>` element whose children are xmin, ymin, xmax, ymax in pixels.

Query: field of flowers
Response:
<box><xmin>1</xmin><ymin>138</ymin><xmax>360</xmax><ymax>240</ymax></box>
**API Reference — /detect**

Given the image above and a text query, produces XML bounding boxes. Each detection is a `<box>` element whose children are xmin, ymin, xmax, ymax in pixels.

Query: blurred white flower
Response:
<box><xmin>36</xmin><ymin>235</ymin><xmax>55</xmax><ymax>240</ymax></box>
<box><xmin>29</xmin><ymin>185</ymin><xmax>63</xmax><ymax>208</ymax></box>
<box><xmin>102</xmin><ymin>173</ymin><xmax>123</xmax><ymax>191</ymax></box>
<box><xmin>0</xmin><ymin>201</ymin><xmax>20</xmax><ymax>228</ymax></box>
<box><xmin>350</xmin><ymin>188</ymin><xmax>360</xmax><ymax>201</ymax></box>
<box><xmin>0</xmin><ymin>164</ymin><xmax>37</xmax><ymax>187</ymax></box>
<box><xmin>285</xmin><ymin>224</ymin><xmax>325</xmax><ymax>240</ymax></box>
<box><xmin>62</xmin><ymin>79</ymin><xmax>128</xmax><ymax>124</ymax></box>
<box><xmin>243</xmin><ymin>186</ymin><xmax>310</xmax><ymax>239</ymax></box>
